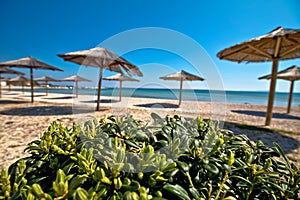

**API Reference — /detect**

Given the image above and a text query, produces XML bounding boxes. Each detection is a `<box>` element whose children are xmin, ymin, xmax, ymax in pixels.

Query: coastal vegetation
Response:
<box><xmin>0</xmin><ymin>114</ymin><xmax>299</xmax><ymax>199</ymax></box>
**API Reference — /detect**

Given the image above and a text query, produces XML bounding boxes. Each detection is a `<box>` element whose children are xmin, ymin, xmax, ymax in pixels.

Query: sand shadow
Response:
<box><xmin>0</xmin><ymin>99</ymin><xmax>29</xmax><ymax>104</ymax></box>
<box><xmin>24</xmin><ymin>94</ymin><xmax>45</xmax><ymax>97</ymax></box>
<box><xmin>223</xmin><ymin>122</ymin><xmax>300</xmax><ymax>154</ymax></box>
<box><xmin>2</xmin><ymin>93</ymin><xmax>19</xmax><ymax>95</ymax></box>
<box><xmin>231</xmin><ymin>110</ymin><xmax>300</xmax><ymax>120</ymax></box>
<box><xmin>135</xmin><ymin>103</ymin><xmax>179</xmax><ymax>109</ymax></box>
<box><xmin>42</xmin><ymin>96</ymin><xmax>74</xmax><ymax>100</ymax></box>
<box><xmin>0</xmin><ymin>106</ymin><xmax>97</xmax><ymax>116</ymax></box>
<box><xmin>80</xmin><ymin>99</ymin><xmax>119</xmax><ymax>104</ymax></box>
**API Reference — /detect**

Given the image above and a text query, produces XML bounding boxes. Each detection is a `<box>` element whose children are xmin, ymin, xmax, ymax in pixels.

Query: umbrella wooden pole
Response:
<box><xmin>46</xmin><ymin>81</ymin><xmax>48</xmax><ymax>96</ymax></box>
<box><xmin>287</xmin><ymin>80</ymin><xmax>294</xmax><ymax>114</ymax></box>
<box><xmin>96</xmin><ymin>68</ymin><xmax>104</xmax><ymax>111</ymax></box>
<box><xmin>0</xmin><ymin>75</ymin><xmax>2</xmax><ymax>98</ymax></box>
<box><xmin>265</xmin><ymin>59</ymin><xmax>278</xmax><ymax>125</ymax></box>
<box><xmin>179</xmin><ymin>78</ymin><xmax>183</xmax><ymax>106</ymax></box>
<box><xmin>22</xmin><ymin>83</ymin><xmax>24</xmax><ymax>94</ymax></box>
<box><xmin>8</xmin><ymin>83</ymin><xmax>11</xmax><ymax>91</ymax></box>
<box><xmin>119</xmin><ymin>80</ymin><xmax>122</xmax><ymax>102</ymax></box>
<box><xmin>30</xmin><ymin>68</ymin><xmax>34</xmax><ymax>103</ymax></box>
<box><xmin>76</xmin><ymin>81</ymin><xmax>78</xmax><ymax>98</ymax></box>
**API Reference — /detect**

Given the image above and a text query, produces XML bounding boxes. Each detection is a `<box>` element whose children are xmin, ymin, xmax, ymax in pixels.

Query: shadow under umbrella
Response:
<box><xmin>231</xmin><ymin>110</ymin><xmax>300</xmax><ymax>120</ymax></box>
<box><xmin>80</xmin><ymin>99</ymin><xmax>119</xmax><ymax>104</ymax></box>
<box><xmin>42</xmin><ymin>96</ymin><xmax>74</xmax><ymax>100</ymax></box>
<box><xmin>0</xmin><ymin>99</ymin><xmax>29</xmax><ymax>104</ymax></box>
<box><xmin>134</xmin><ymin>103</ymin><xmax>179</xmax><ymax>109</ymax></box>
<box><xmin>24</xmin><ymin>94</ymin><xmax>45</xmax><ymax>97</ymax></box>
<box><xmin>3</xmin><ymin>92</ymin><xmax>19</xmax><ymax>95</ymax></box>
<box><xmin>0</xmin><ymin>105</ymin><xmax>95</xmax><ymax>116</ymax></box>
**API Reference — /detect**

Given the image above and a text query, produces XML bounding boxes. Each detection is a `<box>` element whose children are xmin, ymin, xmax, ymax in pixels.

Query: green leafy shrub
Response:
<box><xmin>0</xmin><ymin>114</ymin><xmax>299</xmax><ymax>199</ymax></box>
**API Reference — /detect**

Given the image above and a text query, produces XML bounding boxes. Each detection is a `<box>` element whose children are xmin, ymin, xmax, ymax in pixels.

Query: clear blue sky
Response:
<box><xmin>0</xmin><ymin>0</ymin><xmax>299</xmax><ymax>92</ymax></box>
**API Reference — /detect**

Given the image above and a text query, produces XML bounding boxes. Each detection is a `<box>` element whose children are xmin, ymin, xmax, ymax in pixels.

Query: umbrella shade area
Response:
<box><xmin>104</xmin><ymin>73</ymin><xmax>139</xmax><ymax>101</ymax></box>
<box><xmin>35</xmin><ymin>76</ymin><xmax>61</xmax><ymax>96</ymax></box>
<box><xmin>217</xmin><ymin>26</ymin><xmax>300</xmax><ymax>125</ymax></box>
<box><xmin>62</xmin><ymin>75</ymin><xmax>91</xmax><ymax>98</ymax></box>
<box><xmin>259</xmin><ymin>65</ymin><xmax>300</xmax><ymax>113</ymax></box>
<box><xmin>0</xmin><ymin>56</ymin><xmax>63</xmax><ymax>102</ymax></box>
<box><xmin>0</xmin><ymin>68</ymin><xmax>24</xmax><ymax>97</ymax></box>
<box><xmin>58</xmin><ymin>47</ymin><xmax>142</xmax><ymax>111</ymax></box>
<box><xmin>160</xmin><ymin>70</ymin><xmax>204</xmax><ymax>106</ymax></box>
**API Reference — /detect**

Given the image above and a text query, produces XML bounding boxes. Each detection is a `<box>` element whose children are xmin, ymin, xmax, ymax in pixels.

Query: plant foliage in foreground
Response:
<box><xmin>0</xmin><ymin>114</ymin><xmax>299</xmax><ymax>200</ymax></box>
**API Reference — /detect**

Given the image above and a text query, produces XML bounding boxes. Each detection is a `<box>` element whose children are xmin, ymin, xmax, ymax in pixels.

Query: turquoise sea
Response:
<box><xmin>11</xmin><ymin>87</ymin><xmax>300</xmax><ymax>107</ymax></box>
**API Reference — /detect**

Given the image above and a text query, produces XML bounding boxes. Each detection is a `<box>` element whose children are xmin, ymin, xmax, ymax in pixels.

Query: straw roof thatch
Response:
<box><xmin>259</xmin><ymin>65</ymin><xmax>300</xmax><ymax>81</ymax></box>
<box><xmin>62</xmin><ymin>75</ymin><xmax>91</xmax><ymax>82</ymax></box>
<box><xmin>35</xmin><ymin>76</ymin><xmax>60</xmax><ymax>82</ymax></box>
<box><xmin>160</xmin><ymin>70</ymin><xmax>204</xmax><ymax>81</ymax></box>
<box><xmin>58</xmin><ymin>47</ymin><xmax>142</xmax><ymax>77</ymax></box>
<box><xmin>0</xmin><ymin>68</ymin><xmax>24</xmax><ymax>75</ymax></box>
<box><xmin>104</xmin><ymin>73</ymin><xmax>139</xmax><ymax>82</ymax></box>
<box><xmin>217</xmin><ymin>27</ymin><xmax>300</xmax><ymax>63</ymax></box>
<box><xmin>0</xmin><ymin>56</ymin><xmax>63</xmax><ymax>71</ymax></box>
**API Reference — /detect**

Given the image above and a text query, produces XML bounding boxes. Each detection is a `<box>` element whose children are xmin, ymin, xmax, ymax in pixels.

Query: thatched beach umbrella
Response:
<box><xmin>104</xmin><ymin>73</ymin><xmax>139</xmax><ymax>101</ymax></box>
<box><xmin>0</xmin><ymin>68</ymin><xmax>24</xmax><ymax>97</ymax></box>
<box><xmin>58</xmin><ymin>47</ymin><xmax>143</xmax><ymax>110</ymax></box>
<box><xmin>217</xmin><ymin>27</ymin><xmax>300</xmax><ymax>125</ymax></box>
<box><xmin>8</xmin><ymin>75</ymin><xmax>31</xmax><ymax>94</ymax></box>
<box><xmin>35</xmin><ymin>76</ymin><xmax>61</xmax><ymax>96</ymax></box>
<box><xmin>62</xmin><ymin>75</ymin><xmax>91</xmax><ymax>98</ymax></box>
<box><xmin>0</xmin><ymin>56</ymin><xmax>63</xmax><ymax>102</ymax></box>
<box><xmin>160</xmin><ymin>70</ymin><xmax>204</xmax><ymax>106</ymax></box>
<box><xmin>259</xmin><ymin>65</ymin><xmax>300</xmax><ymax>113</ymax></box>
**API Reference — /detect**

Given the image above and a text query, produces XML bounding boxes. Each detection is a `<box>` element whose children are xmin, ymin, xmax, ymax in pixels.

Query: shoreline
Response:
<box><xmin>1</xmin><ymin>88</ymin><xmax>299</xmax><ymax>106</ymax></box>
<box><xmin>2</xmin><ymin>86</ymin><xmax>300</xmax><ymax>107</ymax></box>
<box><xmin>4</xmin><ymin>85</ymin><xmax>300</xmax><ymax>94</ymax></box>
<box><xmin>0</xmin><ymin>90</ymin><xmax>300</xmax><ymax>170</ymax></box>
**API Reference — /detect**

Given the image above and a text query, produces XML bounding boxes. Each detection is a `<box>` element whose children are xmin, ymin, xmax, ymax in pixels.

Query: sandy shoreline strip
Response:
<box><xmin>0</xmin><ymin>90</ymin><xmax>299</xmax><ymax>169</ymax></box>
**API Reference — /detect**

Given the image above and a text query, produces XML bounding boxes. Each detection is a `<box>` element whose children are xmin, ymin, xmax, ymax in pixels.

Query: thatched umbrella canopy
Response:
<box><xmin>62</xmin><ymin>75</ymin><xmax>91</xmax><ymax>98</ymax></box>
<box><xmin>104</xmin><ymin>73</ymin><xmax>139</xmax><ymax>101</ymax></box>
<box><xmin>35</xmin><ymin>76</ymin><xmax>61</xmax><ymax>96</ymax></box>
<box><xmin>0</xmin><ymin>56</ymin><xmax>63</xmax><ymax>102</ymax></box>
<box><xmin>160</xmin><ymin>70</ymin><xmax>204</xmax><ymax>106</ymax></box>
<box><xmin>0</xmin><ymin>68</ymin><xmax>24</xmax><ymax>75</ymax></box>
<box><xmin>0</xmin><ymin>68</ymin><xmax>24</xmax><ymax>97</ymax></box>
<box><xmin>58</xmin><ymin>47</ymin><xmax>143</xmax><ymax>110</ymax></box>
<box><xmin>217</xmin><ymin>26</ymin><xmax>300</xmax><ymax>125</ymax></box>
<box><xmin>259</xmin><ymin>65</ymin><xmax>300</xmax><ymax>113</ymax></box>
<box><xmin>8</xmin><ymin>75</ymin><xmax>32</xmax><ymax>94</ymax></box>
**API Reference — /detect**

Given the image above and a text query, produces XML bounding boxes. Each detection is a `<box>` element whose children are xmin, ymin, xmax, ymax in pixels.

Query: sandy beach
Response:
<box><xmin>0</xmin><ymin>89</ymin><xmax>300</xmax><ymax>170</ymax></box>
